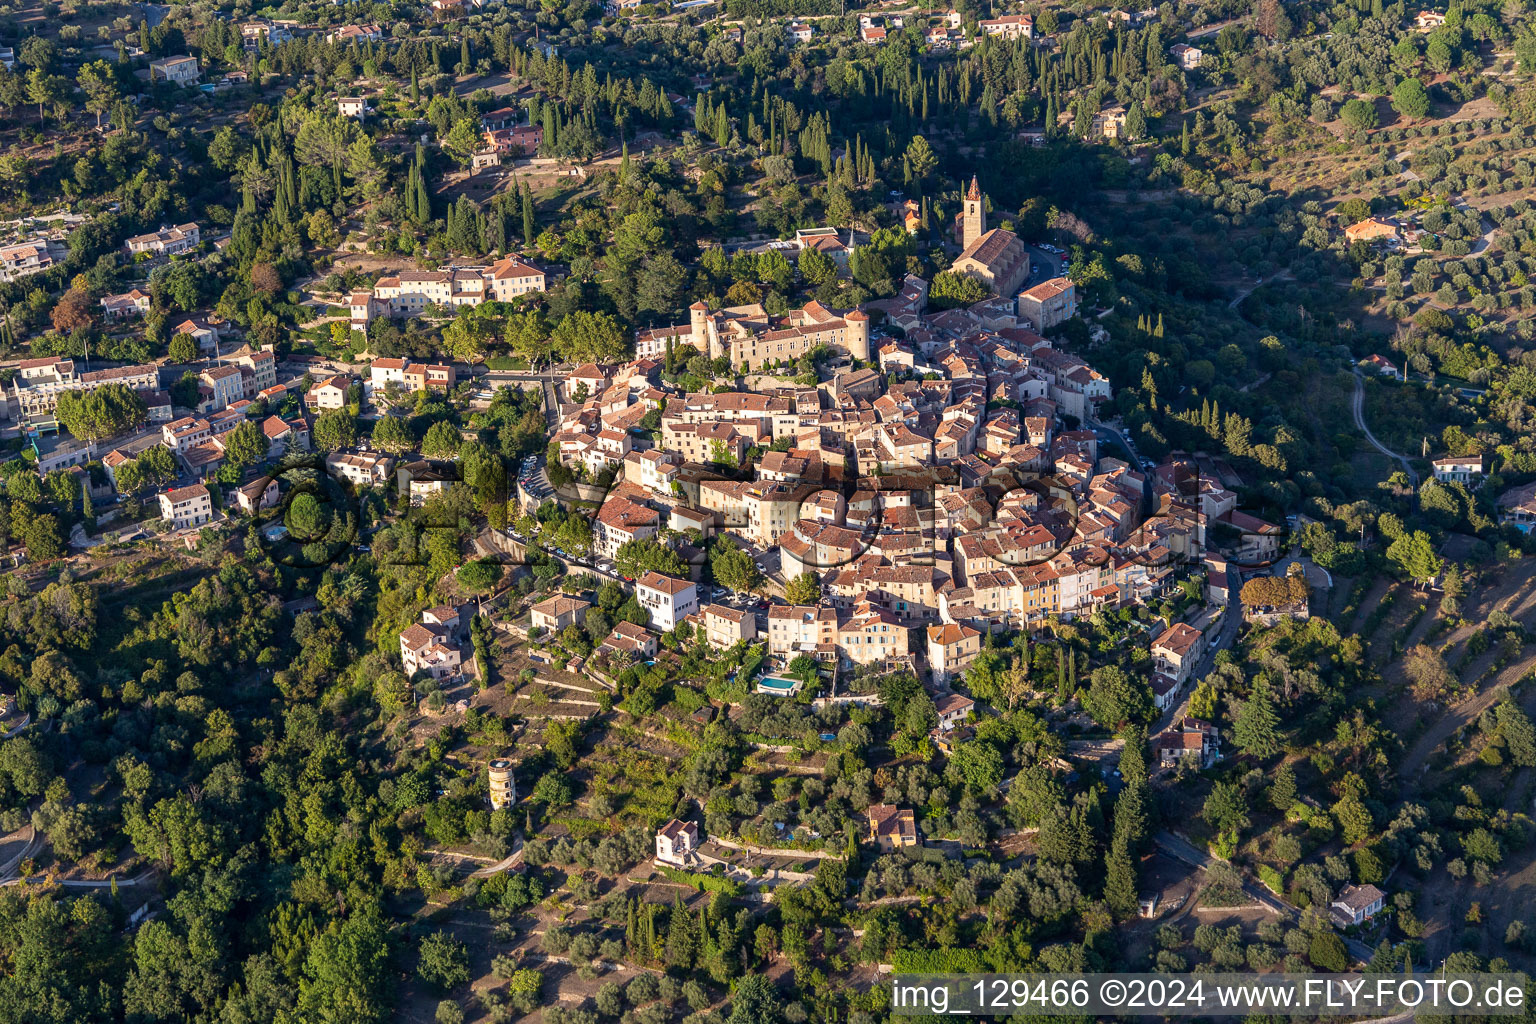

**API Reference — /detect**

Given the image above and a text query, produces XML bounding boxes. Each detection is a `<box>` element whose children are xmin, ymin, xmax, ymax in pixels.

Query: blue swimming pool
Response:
<box><xmin>758</xmin><ymin>676</ymin><xmax>799</xmax><ymax>692</ymax></box>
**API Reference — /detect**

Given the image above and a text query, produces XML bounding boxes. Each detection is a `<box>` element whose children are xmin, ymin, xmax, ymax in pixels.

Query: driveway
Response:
<box><xmin>1153</xmin><ymin>832</ymin><xmax>1375</xmax><ymax>962</ymax></box>
<box><xmin>1350</xmin><ymin>368</ymin><xmax>1418</xmax><ymax>484</ymax></box>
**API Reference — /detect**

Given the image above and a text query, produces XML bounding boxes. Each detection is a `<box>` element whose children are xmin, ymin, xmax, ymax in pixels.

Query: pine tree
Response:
<box><xmin>1269</xmin><ymin>761</ymin><xmax>1297</xmax><ymax>811</ymax></box>
<box><xmin>1234</xmin><ymin>680</ymin><xmax>1280</xmax><ymax>758</ymax></box>
<box><xmin>1366</xmin><ymin>939</ymin><xmax>1396</xmax><ymax>974</ymax></box>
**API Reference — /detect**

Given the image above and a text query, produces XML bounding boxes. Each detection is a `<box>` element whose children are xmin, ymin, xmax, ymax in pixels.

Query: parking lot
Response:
<box><xmin>517</xmin><ymin>454</ymin><xmax>554</xmax><ymax>507</ymax></box>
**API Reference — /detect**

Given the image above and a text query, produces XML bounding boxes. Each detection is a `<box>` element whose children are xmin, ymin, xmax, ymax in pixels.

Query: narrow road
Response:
<box><xmin>1350</xmin><ymin>368</ymin><xmax>1418</xmax><ymax>485</ymax></box>
<box><xmin>2</xmin><ymin>872</ymin><xmax>156</xmax><ymax>889</ymax></box>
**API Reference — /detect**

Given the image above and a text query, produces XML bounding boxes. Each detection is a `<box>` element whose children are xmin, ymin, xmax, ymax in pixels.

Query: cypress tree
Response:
<box><xmin>521</xmin><ymin>184</ymin><xmax>535</xmax><ymax>246</ymax></box>
<box><xmin>1104</xmin><ymin>833</ymin><xmax>1137</xmax><ymax>917</ymax></box>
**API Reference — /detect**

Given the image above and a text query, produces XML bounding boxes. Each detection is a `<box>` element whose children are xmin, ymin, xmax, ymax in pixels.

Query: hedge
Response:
<box><xmin>654</xmin><ymin>864</ymin><xmax>743</xmax><ymax>897</ymax></box>
<box><xmin>891</xmin><ymin>948</ymin><xmax>988</xmax><ymax>973</ymax></box>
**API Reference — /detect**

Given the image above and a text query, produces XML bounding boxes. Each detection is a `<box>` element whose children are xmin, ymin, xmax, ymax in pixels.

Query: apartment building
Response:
<box><xmin>1017</xmin><ymin>277</ymin><xmax>1078</xmax><ymax>330</ymax></box>
<box><xmin>227</xmin><ymin>346</ymin><xmax>277</xmax><ymax>393</ymax></box>
<box><xmin>636</xmin><ymin>571</ymin><xmax>698</xmax><ymax>631</ymax></box>
<box><xmin>306</xmin><ymin>375</ymin><xmax>352</xmax><ymax>411</ymax></box>
<box><xmin>163</xmin><ymin>416</ymin><xmax>211</xmax><ymax>452</ymax></box>
<box><xmin>158</xmin><ymin>483</ymin><xmax>213</xmax><ymax>529</ymax></box>
<box><xmin>837</xmin><ymin>600</ymin><xmax>906</xmax><ymax>665</ymax></box>
<box><xmin>780</xmin><ymin>519</ymin><xmax>864</xmax><ymax>579</ymax></box>
<box><xmin>696</xmin><ymin>480</ymin><xmax>818</xmax><ymax>548</ymax></box>
<box><xmin>767</xmin><ymin>603</ymin><xmax>839</xmax><ymax>658</ymax></box>
<box><xmin>199</xmin><ymin>365</ymin><xmax>245</xmax><ymax>412</ymax></box>
<box><xmin>700</xmin><ymin>604</ymin><xmax>756</xmax><ymax>650</ymax></box>
<box><xmin>927</xmin><ymin>622</ymin><xmax>982</xmax><ymax>685</ymax></box>
<box><xmin>11</xmin><ymin>360</ymin><xmax>159</xmax><ymax>425</ymax></box>
<box><xmin>594</xmin><ymin>496</ymin><xmax>660</xmax><ymax>559</ymax></box>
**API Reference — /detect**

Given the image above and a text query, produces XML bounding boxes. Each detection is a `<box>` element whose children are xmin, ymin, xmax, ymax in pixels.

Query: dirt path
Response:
<box><xmin>1398</xmin><ymin>649</ymin><xmax>1536</xmax><ymax>781</ymax></box>
<box><xmin>1347</xmin><ymin>577</ymin><xmax>1394</xmax><ymax>635</ymax></box>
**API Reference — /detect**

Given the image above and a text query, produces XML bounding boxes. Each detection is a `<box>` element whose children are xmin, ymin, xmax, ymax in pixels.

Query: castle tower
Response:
<box><xmin>489</xmin><ymin>759</ymin><xmax>516</xmax><ymax>810</ymax></box>
<box><xmin>689</xmin><ymin>301</ymin><xmax>720</xmax><ymax>360</ymax></box>
<box><xmin>845</xmin><ymin>309</ymin><xmax>870</xmax><ymax>362</ymax></box>
<box><xmin>962</xmin><ymin>175</ymin><xmax>986</xmax><ymax>249</ymax></box>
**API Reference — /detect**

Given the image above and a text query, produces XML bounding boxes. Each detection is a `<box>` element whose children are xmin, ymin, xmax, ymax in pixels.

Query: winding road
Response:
<box><xmin>1350</xmin><ymin>368</ymin><xmax>1418</xmax><ymax>485</ymax></box>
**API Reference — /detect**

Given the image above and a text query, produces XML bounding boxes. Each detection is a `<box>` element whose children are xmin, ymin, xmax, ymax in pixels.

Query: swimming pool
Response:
<box><xmin>756</xmin><ymin>675</ymin><xmax>803</xmax><ymax>696</ymax></box>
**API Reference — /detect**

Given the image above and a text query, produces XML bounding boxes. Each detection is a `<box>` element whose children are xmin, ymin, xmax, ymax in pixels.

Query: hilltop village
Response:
<box><xmin>0</xmin><ymin>0</ymin><xmax>1535</xmax><ymax>1017</ymax></box>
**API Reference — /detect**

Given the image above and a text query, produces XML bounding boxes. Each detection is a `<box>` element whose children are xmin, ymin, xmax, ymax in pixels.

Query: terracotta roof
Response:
<box><xmin>927</xmin><ymin>623</ymin><xmax>980</xmax><ymax>645</ymax></box>
<box><xmin>1020</xmin><ymin>276</ymin><xmax>1073</xmax><ymax>301</ymax></box>
<box><xmin>531</xmin><ymin>596</ymin><xmax>590</xmax><ymax>617</ymax></box>
<box><xmin>638</xmin><ymin>571</ymin><xmax>693</xmax><ymax>596</ymax></box>
<box><xmin>163</xmin><ymin>483</ymin><xmax>209</xmax><ymax>504</ymax></box>
<box><xmin>958</xmin><ymin>227</ymin><xmax>1022</xmax><ymax>267</ymax></box>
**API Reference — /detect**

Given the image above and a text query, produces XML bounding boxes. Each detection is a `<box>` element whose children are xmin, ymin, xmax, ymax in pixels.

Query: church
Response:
<box><xmin>949</xmin><ymin>177</ymin><xmax>1031</xmax><ymax>299</ymax></box>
